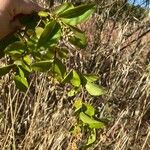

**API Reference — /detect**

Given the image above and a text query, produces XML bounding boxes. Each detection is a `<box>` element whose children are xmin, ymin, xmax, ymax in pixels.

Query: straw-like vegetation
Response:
<box><xmin>0</xmin><ymin>0</ymin><xmax>150</xmax><ymax>149</ymax></box>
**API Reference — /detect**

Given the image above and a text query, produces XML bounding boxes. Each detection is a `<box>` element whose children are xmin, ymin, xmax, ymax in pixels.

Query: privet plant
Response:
<box><xmin>0</xmin><ymin>2</ymin><xmax>106</xmax><ymax>146</ymax></box>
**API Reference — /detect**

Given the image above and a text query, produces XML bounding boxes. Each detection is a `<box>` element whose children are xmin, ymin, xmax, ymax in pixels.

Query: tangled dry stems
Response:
<box><xmin>0</xmin><ymin>0</ymin><xmax>150</xmax><ymax>149</ymax></box>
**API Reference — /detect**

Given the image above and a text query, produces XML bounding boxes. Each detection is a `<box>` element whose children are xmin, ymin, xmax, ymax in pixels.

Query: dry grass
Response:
<box><xmin>0</xmin><ymin>0</ymin><xmax>150</xmax><ymax>149</ymax></box>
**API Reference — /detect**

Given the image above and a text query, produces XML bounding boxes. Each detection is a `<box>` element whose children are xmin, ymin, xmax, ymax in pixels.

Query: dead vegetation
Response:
<box><xmin>0</xmin><ymin>0</ymin><xmax>150</xmax><ymax>149</ymax></box>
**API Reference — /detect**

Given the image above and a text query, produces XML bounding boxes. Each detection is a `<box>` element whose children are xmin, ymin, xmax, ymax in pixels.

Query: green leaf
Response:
<box><xmin>59</xmin><ymin>4</ymin><xmax>95</xmax><ymax>18</ymax></box>
<box><xmin>27</xmin><ymin>40</ymin><xmax>36</xmax><ymax>53</ymax></box>
<box><xmin>54</xmin><ymin>58</ymin><xmax>66</xmax><ymax>80</ymax></box>
<box><xmin>39</xmin><ymin>48</ymin><xmax>56</xmax><ymax>60</ymax></box>
<box><xmin>53</xmin><ymin>2</ymin><xmax>74</xmax><ymax>15</ymax></box>
<box><xmin>59</xmin><ymin>4</ymin><xmax>95</xmax><ymax>25</ymax></box>
<box><xmin>0</xmin><ymin>35</ymin><xmax>19</xmax><ymax>58</ymax></box>
<box><xmin>14</xmin><ymin>75</ymin><xmax>29</xmax><ymax>92</ymax></box>
<box><xmin>89</xmin><ymin>122</ymin><xmax>105</xmax><ymax>129</ymax></box>
<box><xmin>84</xmin><ymin>74</ymin><xmax>99</xmax><ymax>82</ymax></box>
<box><xmin>69</xmin><ymin>26</ymin><xmax>87</xmax><ymax>48</ymax></box>
<box><xmin>23</xmin><ymin>55</ymin><xmax>32</xmax><ymax>65</ymax></box>
<box><xmin>61</xmin><ymin>70</ymin><xmax>73</xmax><ymax>84</ymax></box>
<box><xmin>35</xmin><ymin>27</ymin><xmax>44</xmax><ymax>38</ymax></box>
<box><xmin>37</xmin><ymin>20</ymin><xmax>61</xmax><ymax>48</ymax></box>
<box><xmin>38</xmin><ymin>11</ymin><xmax>49</xmax><ymax>17</ymax></box>
<box><xmin>0</xmin><ymin>64</ymin><xmax>15</xmax><ymax>77</ymax></box>
<box><xmin>14</xmin><ymin>68</ymin><xmax>29</xmax><ymax>92</ymax></box>
<box><xmin>74</xmin><ymin>99</ymin><xmax>82</xmax><ymax>112</ymax></box>
<box><xmin>85</xmin><ymin>82</ymin><xmax>105</xmax><ymax>96</ymax></box>
<box><xmin>70</xmin><ymin>70</ymin><xmax>81</xmax><ymax>87</ymax></box>
<box><xmin>19</xmin><ymin>12</ymin><xmax>40</xmax><ymax>28</ymax></box>
<box><xmin>79</xmin><ymin>112</ymin><xmax>105</xmax><ymax>129</ymax></box>
<box><xmin>14</xmin><ymin>60</ymin><xmax>31</xmax><ymax>75</ymax></box>
<box><xmin>84</xmin><ymin>103</ymin><xmax>95</xmax><ymax>117</ymax></box>
<box><xmin>77</xmin><ymin>72</ymin><xmax>87</xmax><ymax>86</ymax></box>
<box><xmin>31</xmin><ymin>60</ymin><xmax>53</xmax><ymax>72</ymax></box>
<box><xmin>4</xmin><ymin>41</ymin><xmax>26</xmax><ymax>59</ymax></box>
<box><xmin>18</xmin><ymin>67</ymin><xmax>25</xmax><ymax>77</ymax></box>
<box><xmin>86</xmin><ymin>129</ymin><xmax>96</xmax><ymax>146</ymax></box>
<box><xmin>68</xmin><ymin>89</ymin><xmax>78</xmax><ymax>97</ymax></box>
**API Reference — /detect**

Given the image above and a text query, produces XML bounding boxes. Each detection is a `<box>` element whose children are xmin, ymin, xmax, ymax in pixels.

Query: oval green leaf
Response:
<box><xmin>70</xmin><ymin>70</ymin><xmax>81</xmax><ymax>87</ymax></box>
<box><xmin>31</xmin><ymin>60</ymin><xmax>53</xmax><ymax>72</ymax></box>
<box><xmin>85</xmin><ymin>82</ymin><xmax>105</xmax><ymax>96</ymax></box>
<box><xmin>53</xmin><ymin>2</ymin><xmax>74</xmax><ymax>15</ymax></box>
<box><xmin>59</xmin><ymin>4</ymin><xmax>95</xmax><ymax>25</ymax></box>
<box><xmin>61</xmin><ymin>70</ymin><xmax>73</xmax><ymax>84</ymax></box>
<box><xmin>84</xmin><ymin>103</ymin><xmax>95</xmax><ymax>117</ymax></box>
<box><xmin>35</xmin><ymin>27</ymin><xmax>44</xmax><ymax>38</ymax></box>
<box><xmin>14</xmin><ymin>75</ymin><xmax>29</xmax><ymax>92</ymax></box>
<box><xmin>79</xmin><ymin>112</ymin><xmax>105</xmax><ymax>129</ymax></box>
<box><xmin>74</xmin><ymin>99</ymin><xmax>82</xmax><ymax>112</ymax></box>
<box><xmin>14</xmin><ymin>68</ymin><xmax>29</xmax><ymax>92</ymax></box>
<box><xmin>53</xmin><ymin>58</ymin><xmax>66</xmax><ymax>81</ymax></box>
<box><xmin>14</xmin><ymin>60</ymin><xmax>31</xmax><ymax>75</ymax></box>
<box><xmin>69</xmin><ymin>26</ymin><xmax>87</xmax><ymax>48</ymax></box>
<box><xmin>37</xmin><ymin>20</ymin><xmax>61</xmax><ymax>48</ymax></box>
<box><xmin>4</xmin><ymin>41</ymin><xmax>26</xmax><ymax>59</ymax></box>
<box><xmin>0</xmin><ymin>35</ymin><xmax>19</xmax><ymax>58</ymax></box>
<box><xmin>86</xmin><ymin>129</ymin><xmax>96</xmax><ymax>146</ymax></box>
<box><xmin>84</xmin><ymin>74</ymin><xmax>99</xmax><ymax>82</ymax></box>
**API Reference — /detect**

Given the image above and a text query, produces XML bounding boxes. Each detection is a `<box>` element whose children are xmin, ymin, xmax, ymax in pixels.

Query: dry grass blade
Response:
<box><xmin>0</xmin><ymin>0</ymin><xmax>150</xmax><ymax>149</ymax></box>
